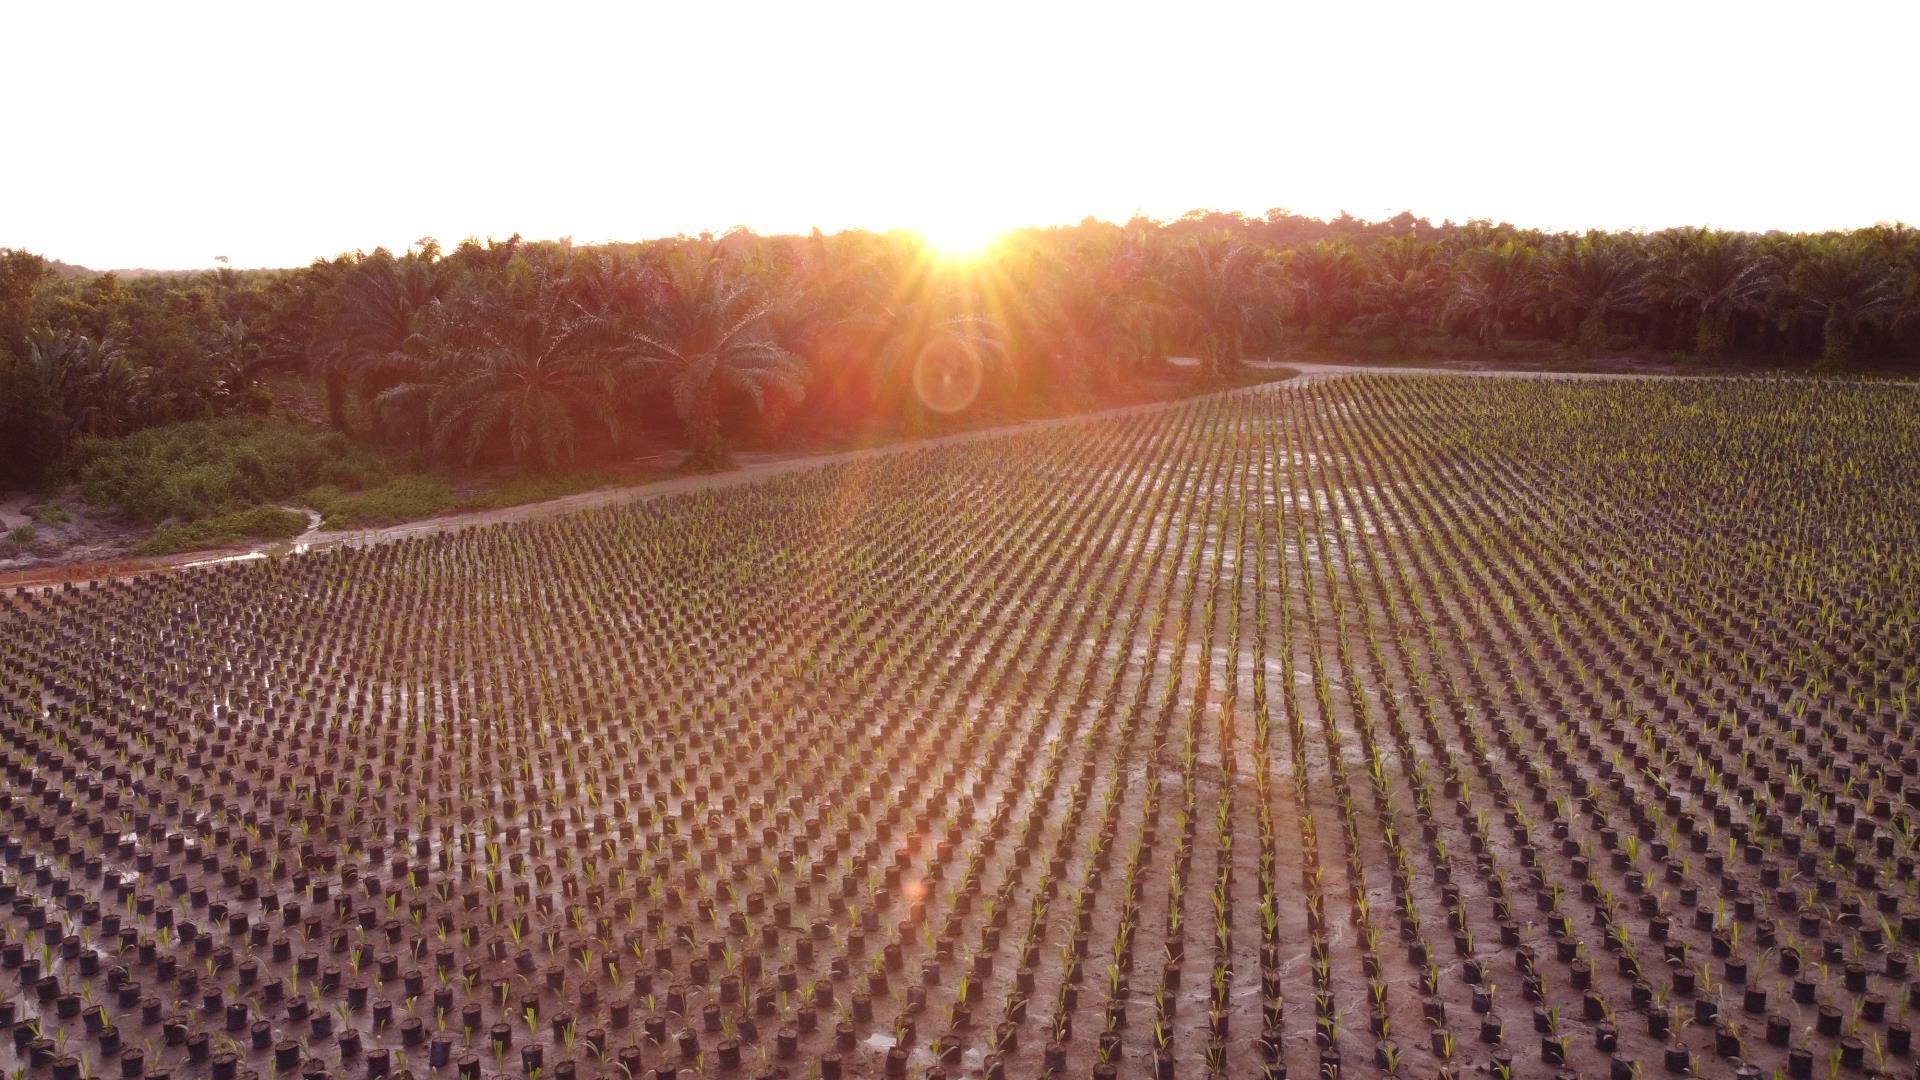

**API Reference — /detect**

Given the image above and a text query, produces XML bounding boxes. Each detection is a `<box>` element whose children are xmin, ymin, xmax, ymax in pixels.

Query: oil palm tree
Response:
<box><xmin>1282</xmin><ymin>240</ymin><xmax>1364</xmax><ymax>342</ymax></box>
<box><xmin>566</xmin><ymin>251</ymin><xmax>668</xmax><ymax>323</ymax></box>
<box><xmin>1355</xmin><ymin>237</ymin><xmax>1441</xmax><ymax>355</ymax></box>
<box><xmin>1026</xmin><ymin>239</ymin><xmax>1153</xmax><ymax>394</ymax></box>
<box><xmin>1371</xmin><ymin>234</ymin><xmax>1440</xmax><ymax>280</ymax></box>
<box><xmin>1156</xmin><ymin>238</ymin><xmax>1269</xmax><ymax>378</ymax></box>
<box><xmin>1355</xmin><ymin>267</ymin><xmax>1438</xmax><ymax>356</ymax></box>
<box><xmin>1647</xmin><ymin>230</ymin><xmax>1775</xmax><ymax>357</ymax></box>
<box><xmin>753</xmin><ymin>230</ymin><xmax>867</xmax><ymax>365</ymax></box>
<box><xmin>316</xmin><ymin>246</ymin><xmax>448</xmax><ymax>431</ymax></box>
<box><xmin>621</xmin><ymin>256</ymin><xmax>806</xmax><ymax>467</ymax></box>
<box><xmin>1790</xmin><ymin>237</ymin><xmax>1900</xmax><ymax>365</ymax></box>
<box><xmin>1444</xmin><ymin>242</ymin><xmax>1539</xmax><ymax>350</ymax></box>
<box><xmin>1897</xmin><ymin>261</ymin><xmax>1920</xmax><ymax>339</ymax></box>
<box><xmin>1857</xmin><ymin>224</ymin><xmax>1920</xmax><ymax>338</ymax></box>
<box><xmin>376</xmin><ymin>273</ymin><xmax>617</xmax><ymax>468</ymax></box>
<box><xmin>1545</xmin><ymin>235</ymin><xmax>1647</xmax><ymax>356</ymax></box>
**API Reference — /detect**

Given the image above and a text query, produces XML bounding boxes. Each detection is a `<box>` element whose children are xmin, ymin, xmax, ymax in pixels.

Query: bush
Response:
<box><xmin>305</xmin><ymin>476</ymin><xmax>459</xmax><ymax>529</ymax></box>
<box><xmin>68</xmin><ymin>417</ymin><xmax>394</xmax><ymax>523</ymax></box>
<box><xmin>135</xmin><ymin>505</ymin><xmax>310</xmax><ymax>556</ymax></box>
<box><xmin>0</xmin><ymin>524</ymin><xmax>40</xmax><ymax>557</ymax></box>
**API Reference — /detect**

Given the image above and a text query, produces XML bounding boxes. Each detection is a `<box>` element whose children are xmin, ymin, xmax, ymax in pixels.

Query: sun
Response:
<box><xmin>916</xmin><ymin>217</ymin><xmax>1004</xmax><ymax>261</ymax></box>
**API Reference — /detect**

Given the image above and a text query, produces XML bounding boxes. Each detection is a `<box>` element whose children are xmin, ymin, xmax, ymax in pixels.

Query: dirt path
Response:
<box><xmin>6</xmin><ymin>363</ymin><xmax>1910</xmax><ymax>591</ymax></box>
<box><xmin>1276</xmin><ymin>358</ymin><xmax>1920</xmax><ymax>386</ymax></box>
<box><xmin>1</xmin><ymin>381</ymin><xmax>1291</xmax><ymax>590</ymax></box>
<box><xmin>0</xmin><ymin>495</ymin><xmax>30</xmax><ymax>532</ymax></box>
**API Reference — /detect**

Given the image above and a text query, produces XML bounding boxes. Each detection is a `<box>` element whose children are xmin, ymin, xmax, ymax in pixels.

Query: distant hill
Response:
<box><xmin>50</xmin><ymin>261</ymin><xmax>288</xmax><ymax>281</ymax></box>
<box><xmin>29</xmin><ymin>257</ymin><xmax>286</xmax><ymax>280</ymax></box>
<box><xmin>107</xmin><ymin>268</ymin><xmax>219</xmax><ymax>280</ymax></box>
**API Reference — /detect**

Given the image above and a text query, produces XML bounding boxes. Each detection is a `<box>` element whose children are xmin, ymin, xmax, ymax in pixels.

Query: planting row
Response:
<box><xmin>1</xmin><ymin>373</ymin><xmax>1916</xmax><ymax>1080</ymax></box>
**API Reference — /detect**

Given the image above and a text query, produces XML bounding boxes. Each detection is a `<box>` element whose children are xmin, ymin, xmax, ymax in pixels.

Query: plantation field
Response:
<box><xmin>4</xmin><ymin>374</ymin><xmax>1920</xmax><ymax>1080</ymax></box>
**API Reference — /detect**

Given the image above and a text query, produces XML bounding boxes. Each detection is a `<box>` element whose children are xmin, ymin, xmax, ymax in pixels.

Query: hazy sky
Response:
<box><xmin>6</xmin><ymin>0</ymin><xmax>1916</xmax><ymax>269</ymax></box>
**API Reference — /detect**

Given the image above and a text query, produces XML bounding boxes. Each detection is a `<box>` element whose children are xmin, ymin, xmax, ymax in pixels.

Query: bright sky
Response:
<box><xmin>6</xmin><ymin>0</ymin><xmax>1916</xmax><ymax>269</ymax></box>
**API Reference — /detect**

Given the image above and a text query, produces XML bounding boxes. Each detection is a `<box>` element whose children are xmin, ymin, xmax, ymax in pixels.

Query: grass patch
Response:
<box><xmin>70</xmin><ymin>416</ymin><xmax>393</xmax><ymax>523</ymax></box>
<box><xmin>28</xmin><ymin>502</ymin><xmax>71</xmax><ymax>525</ymax></box>
<box><xmin>0</xmin><ymin>525</ymin><xmax>42</xmax><ymax>558</ymax></box>
<box><xmin>305</xmin><ymin>476</ymin><xmax>460</xmax><ymax>529</ymax></box>
<box><xmin>463</xmin><ymin>471</ymin><xmax>621</xmax><ymax>510</ymax></box>
<box><xmin>305</xmin><ymin>471</ymin><xmax>623</xmax><ymax>528</ymax></box>
<box><xmin>135</xmin><ymin>506</ymin><xmax>309</xmax><ymax>556</ymax></box>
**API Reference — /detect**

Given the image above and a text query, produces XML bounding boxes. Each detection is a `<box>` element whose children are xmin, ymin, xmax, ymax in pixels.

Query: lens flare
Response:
<box><xmin>912</xmin><ymin>340</ymin><xmax>985</xmax><ymax>414</ymax></box>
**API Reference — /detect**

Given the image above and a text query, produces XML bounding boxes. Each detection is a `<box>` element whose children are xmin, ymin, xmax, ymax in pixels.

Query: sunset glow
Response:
<box><xmin>916</xmin><ymin>221</ymin><xmax>1005</xmax><ymax>262</ymax></box>
<box><xmin>5</xmin><ymin>1</ymin><xmax>1917</xmax><ymax>269</ymax></box>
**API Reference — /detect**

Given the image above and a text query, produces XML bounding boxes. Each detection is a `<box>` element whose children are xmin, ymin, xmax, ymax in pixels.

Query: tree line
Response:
<box><xmin>3</xmin><ymin>210</ymin><xmax>1917</xmax><ymax>487</ymax></box>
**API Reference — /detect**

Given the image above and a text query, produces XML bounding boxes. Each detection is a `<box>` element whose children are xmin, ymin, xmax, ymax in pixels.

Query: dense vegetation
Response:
<box><xmin>4</xmin><ymin>212</ymin><xmax>1918</xmax><ymax>492</ymax></box>
<box><xmin>65</xmin><ymin>418</ymin><xmax>391</xmax><ymax>524</ymax></box>
<box><xmin>3</xmin><ymin>375</ymin><xmax>1917</xmax><ymax>1080</ymax></box>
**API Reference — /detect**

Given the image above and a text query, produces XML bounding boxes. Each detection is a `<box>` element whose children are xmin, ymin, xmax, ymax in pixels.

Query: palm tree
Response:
<box><xmin>1647</xmin><ymin>230</ymin><xmax>1775</xmax><ymax>357</ymax></box>
<box><xmin>621</xmin><ymin>256</ymin><xmax>806</xmax><ymax>467</ymax></box>
<box><xmin>317</xmin><ymin>246</ymin><xmax>447</xmax><ymax>431</ymax></box>
<box><xmin>1025</xmin><ymin>239</ymin><xmax>1153</xmax><ymax>395</ymax></box>
<box><xmin>751</xmin><ymin>230</ymin><xmax>867</xmax><ymax>366</ymax></box>
<box><xmin>1444</xmin><ymin>242</ymin><xmax>1539</xmax><ymax>350</ymax></box>
<box><xmin>1371</xmin><ymin>234</ymin><xmax>1439</xmax><ymax>280</ymax></box>
<box><xmin>1897</xmin><ymin>258</ymin><xmax>1920</xmax><ymax>340</ymax></box>
<box><xmin>26</xmin><ymin>329</ymin><xmax>146</xmax><ymax>436</ymax></box>
<box><xmin>1156</xmin><ymin>239</ymin><xmax>1269</xmax><ymax>378</ymax></box>
<box><xmin>566</xmin><ymin>251</ymin><xmax>668</xmax><ymax>323</ymax></box>
<box><xmin>376</xmin><ymin>273</ymin><xmax>617</xmax><ymax>468</ymax></box>
<box><xmin>1544</xmin><ymin>235</ymin><xmax>1647</xmax><ymax>356</ymax></box>
<box><xmin>1790</xmin><ymin>237</ymin><xmax>1900</xmax><ymax>365</ymax></box>
<box><xmin>1856</xmin><ymin>224</ymin><xmax>1920</xmax><ymax>339</ymax></box>
<box><xmin>1355</xmin><ymin>237</ymin><xmax>1441</xmax><ymax>355</ymax></box>
<box><xmin>1282</xmin><ymin>240</ymin><xmax>1364</xmax><ymax>342</ymax></box>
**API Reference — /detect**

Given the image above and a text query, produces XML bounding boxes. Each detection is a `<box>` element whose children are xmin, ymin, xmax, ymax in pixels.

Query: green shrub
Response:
<box><xmin>28</xmin><ymin>502</ymin><xmax>71</xmax><ymax>525</ymax></box>
<box><xmin>0</xmin><ymin>524</ymin><xmax>40</xmax><ymax>557</ymax></box>
<box><xmin>69</xmin><ymin>417</ymin><xmax>393</xmax><ymax>523</ymax></box>
<box><xmin>306</xmin><ymin>476</ymin><xmax>459</xmax><ymax>529</ymax></box>
<box><xmin>135</xmin><ymin>505</ymin><xmax>310</xmax><ymax>556</ymax></box>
